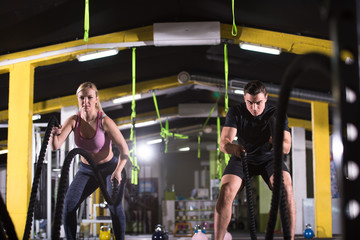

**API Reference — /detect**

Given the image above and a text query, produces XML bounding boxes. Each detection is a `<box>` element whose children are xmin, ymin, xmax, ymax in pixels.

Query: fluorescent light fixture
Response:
<box><xmin>32</xmin><ymin>114</ymin><xmax>41</xmax><ymax>121</ymax></box>
<box><xmin>178</xmin><ymin>147</ymin><xmax>190</xmax><ymax>152</ymax></box>
<box><xmin>135</xmin><ymin>120</ymin><xmax>157</xmax><ymax>128</ymax></box>
<box><xmin>147</xmin><ymin>138</ymin><xmax>163</xmax><ymax>145</ymax></box>
<box><xmin>239</xmin><ymin>42</ymin><xmax>281</xmax><ymax>55</ymax></box>
<box><xmin>0</xmin><ymin>149</ymin><xmax>8</xmax><ymax>155</ymax></box>
<box><xmin>234</xmin><ymin>89</ymin><xmax>244</xmax><ymax>95</ymax></box>
<box><xmin>77</xmin><ymin>49</ymin><xmax>119</xmax><ymax>62</ymax></box>
<box><xmin>113</xmin><ymin>94</ymin><xmax>141</xmax><ymax>104</ymax></box>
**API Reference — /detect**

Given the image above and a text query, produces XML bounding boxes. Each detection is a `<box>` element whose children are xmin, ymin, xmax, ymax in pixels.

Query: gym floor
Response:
<box><xmin>74</xmin><ymin>233</ymin><xmax>343</xmax><ymax>240</ymax></box>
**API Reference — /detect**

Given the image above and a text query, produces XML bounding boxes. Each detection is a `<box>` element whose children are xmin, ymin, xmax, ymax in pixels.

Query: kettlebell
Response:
<box><xmin>99</xmin><ymin>225</ymin><xmax>112</xmax><ymax>240</ymax></box>
<box><xmin>303</xmin><ymin>224</ymin><xmax>314</xmax><ymax>239</ymax></box>
<box><xmin>152</xmin><ymin>224</ymin><xmax>169</xmax><ymax>240</ymax></box>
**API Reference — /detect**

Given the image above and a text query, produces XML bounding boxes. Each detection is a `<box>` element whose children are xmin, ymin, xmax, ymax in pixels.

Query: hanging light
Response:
<box><xmin>112</xmin><ymin>94</ymin><xmax>141</xmax><ymax>104</ymax></box>
<box><xmin>239</xmin><ymin>42</ymin><xmax>281</xmax><ymax>55</ymax></box>
<box><xmin>77</xmin><ymin>49</ymin><xmax>119</xmax><ymax>62</ymax></box>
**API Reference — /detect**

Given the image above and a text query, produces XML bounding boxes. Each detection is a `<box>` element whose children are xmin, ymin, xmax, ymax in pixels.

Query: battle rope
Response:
<box><xmin>0</xmin><ymin>194</ymin><xmax>17</xmax><ymax>239</ymax></box>
<box><xmin>23</xmin><ymin>115</ymin><xmax>59</xmax><ymax>240</ymax></box>
<box><xmin>242</xmin><ymin>155</ymin><xmax>257</xmax><ymax>240</ymax></box>
<box><xmin>52</xmin><ymin>148</ymin><xmax>123</xmax><ymax>239</ymax></box>
<box><xmin>265</xmin><ymin>53</ymin><xmax>330</xmax><ymax>240</ymax></box>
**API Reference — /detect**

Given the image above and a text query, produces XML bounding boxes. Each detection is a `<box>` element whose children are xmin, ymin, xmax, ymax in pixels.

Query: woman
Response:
<box><xmin>50</xmin><ymin>82</ymin><xmax>129</xmax><ymax>239</ymax></box>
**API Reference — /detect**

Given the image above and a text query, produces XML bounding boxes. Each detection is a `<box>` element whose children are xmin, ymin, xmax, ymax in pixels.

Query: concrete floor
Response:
<box><xmin>74</xmin><ymin>233</ymin><xmax>342</xmax><ymax>240</ymax></box>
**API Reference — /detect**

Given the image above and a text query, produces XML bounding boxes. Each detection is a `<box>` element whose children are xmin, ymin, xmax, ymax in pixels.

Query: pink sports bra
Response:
<box><xmin>74</xmin><ymin>111</ymin><xmax>112</xmax><ymax>153</ymax></box>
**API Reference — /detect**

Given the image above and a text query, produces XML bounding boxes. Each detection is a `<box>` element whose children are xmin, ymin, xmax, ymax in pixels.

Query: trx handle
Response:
<box><xmin>52</xmin><ymin>148</ymin><xmax>124</xmax><ymax>240</ymax></box>
<box><xmin>23</xmin><ymin>115</ymin><xmax>59</xmax><ymax>240</ymax></box>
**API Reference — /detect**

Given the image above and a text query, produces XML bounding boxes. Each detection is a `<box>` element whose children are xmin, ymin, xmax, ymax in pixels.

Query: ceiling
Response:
<box><xmin>0</xmin><ymin>0</ymin><xmax>335</xmax><ymax>153</ymax></box>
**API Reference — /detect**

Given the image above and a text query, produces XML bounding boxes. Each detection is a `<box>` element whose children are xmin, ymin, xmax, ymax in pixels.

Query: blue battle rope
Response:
<box><xmin>265</xmin><ymin>53</ymin><xmax>330</xmax><ymax>240</ymax></box>
<box><xmin>52</xmin><ymin>148</ymin><xmax>123</xmax><ymax>240</ymax></box>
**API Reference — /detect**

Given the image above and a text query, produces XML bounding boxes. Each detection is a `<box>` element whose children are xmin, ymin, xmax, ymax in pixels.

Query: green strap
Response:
<box><xmin>152</xmin><ymin>92</ymin><xmax>188</xmax><ymax>154</ymax></box>
<box><xmin>224</xmin><ymin>44</ymin><xmax>229</xmax><ymax>114</ymax></box>
<box><xmin>84</xmin><ymin>0</ymin><xmax>89</xmax><ymax>42</ymax></box>
<box><xmin>231</xmin><ymin>0</ymin><xmax>237</xmax><ymax>36</ymax></box>
<box><xmin>198</xmin><ymin>102</ymin><xmax>218</xmax><ymax>158</ymax></box>
<box><xmin>129</xmin><ymin>48</ymin><xmax>139</xmax><ymax>185</ymax></box>
<box><xmin>197</xmin><ymin>135</ymin><xmax>201</xmax><ymax>158</ymax></box>
<box><xmin>217</xmin><ymin>116</ymin><xmax>222</xmax><ymax>179</ymax></box>
<box><xmin>152</xmin><ymin>92</ymin><xmax>164</xmax><ymax>129</ymax></box>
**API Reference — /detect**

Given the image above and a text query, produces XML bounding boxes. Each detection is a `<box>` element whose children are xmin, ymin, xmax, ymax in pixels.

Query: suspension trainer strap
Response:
<box><xmin>224</xmin><ymin>44</ymin><xmax>229</xmax><ymax>114</ymax></box>
<box><xmin>231</xmin><ymin>0</ymin><xmax>237</xmax><ymax>36</ymax></box>
<box><xmin>153</xmin><ymin>92</ymin><xmax>188</xmax><ymax>153</ymax></box>
<box><xmin>216</xmin><ymin>116</ymin><xmax>222</xmax><ymax>180</ymax></box>
<box><xmin>198</xmin><ymin>101</ymin><xmax>218</xmax><ymax>158</ymax></box>
<box><xmin>223</xmin><ymin>44</ymin><xmax>231</xmax><ymax>165</ymax></box>
<box><xmin>129</xmin><ymin>47</ymin><xmax>139</xmax><ymax>185</ymax></box>
<box><xmin>84</xmin><ymin>0</ymin><xmax>89</xmax><ymax>41</ymax></box>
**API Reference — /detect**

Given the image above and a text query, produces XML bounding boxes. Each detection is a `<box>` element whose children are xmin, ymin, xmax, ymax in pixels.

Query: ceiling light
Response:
<box><xmin>113</xmin><ymin>94</ymin><xmax>141</xmax><ymax>104</ymax></box>
<box><xmin>32</xmin><ymin>114</ymin><xmax>41</xmax><ymax>121</ymax></box>
<box><xmin>147</xmin><ymin>138</ymin><xmax>163</xmax><ymax>145</ymax></box>
<box><xmin>234</xmin><ymin>89</ymin><xmax>244</xmax><ymax>95</ymax></box>
<box><xmin>239</xmin><ymin>42</ymin><xmax>281</xmax><ymax>55</ymax></box>
<box><xmin>135</xmin><ymin>120</ymin><xmax>157</xmax><ymax>128</ymax></box>
<box><xmin>77</xmin><ymin>49</ymin><xmax>119</xmax><ymax>62</ymax></box>
<box><xmin>0</xmin><ymin>149</ymin><xmax>8</xmax><ymax>155</ymax></box>
<box><xmin>178</xmin><ymin>147</ymin><xmax>190</xmax><ymax>152</ymax></box>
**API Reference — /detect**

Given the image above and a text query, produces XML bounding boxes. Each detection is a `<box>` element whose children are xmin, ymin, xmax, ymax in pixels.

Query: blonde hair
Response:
<box><xmin>76</xmin><ymin>82</ymin><xmax>104</xmax><ymax>112</ymax></box>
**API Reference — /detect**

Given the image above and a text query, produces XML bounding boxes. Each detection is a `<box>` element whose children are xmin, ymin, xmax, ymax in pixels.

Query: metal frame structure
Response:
<box><xmin>331</xmin><ymin>1</ymin><xmax>360</xmax><ymax>239</ymax></box>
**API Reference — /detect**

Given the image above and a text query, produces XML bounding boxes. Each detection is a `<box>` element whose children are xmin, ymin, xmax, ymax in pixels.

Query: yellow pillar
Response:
<box><xmin>311</xmin><ymin>101</ymin><xmax>332</xmax><ymax>238</ymax></box>
<box><xmin>7</xmin><ymin>62</ymin><xmax>34</xmax><ymax>238</ymax></box>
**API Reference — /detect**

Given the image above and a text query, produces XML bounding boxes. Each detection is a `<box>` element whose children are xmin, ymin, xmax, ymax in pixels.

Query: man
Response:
<box><xmin>214</xmin><ymin>80</ymin><xmax>295</xmax><ymax>240</ymax></box>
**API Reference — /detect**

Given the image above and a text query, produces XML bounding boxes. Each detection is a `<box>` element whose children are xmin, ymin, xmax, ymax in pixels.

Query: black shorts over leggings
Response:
<box><xmin>222</xmin><ymin>155</ymin><xmax>290</xmax><ymax>189</ymax></box>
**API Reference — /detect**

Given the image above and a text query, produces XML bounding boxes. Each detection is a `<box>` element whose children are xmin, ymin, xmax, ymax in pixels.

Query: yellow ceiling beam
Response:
<box><xmin>221</xmin><ymin>24</ymin><xmax>332</xmax><ymax>56</ymax></box>
<box><xmin>0</xmin><ymin>75</ymin><xmax>187</xmax><ymax>121</ymax></box>
<box><xmin>0</xmin><ymin>24</ymin><xmax>332</xmax><ymax>72</ymax></box>
<box><xmin>0</xmin><ymin>25</ymin><xmax>153</xmax><ymax>71</ymax></box>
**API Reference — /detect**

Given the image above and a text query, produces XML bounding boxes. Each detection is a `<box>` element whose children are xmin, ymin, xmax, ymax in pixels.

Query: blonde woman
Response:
<box><xmin>50</xmin><ymin>82</ymin><xmax>129</xmax><ymax>240</ymax></box>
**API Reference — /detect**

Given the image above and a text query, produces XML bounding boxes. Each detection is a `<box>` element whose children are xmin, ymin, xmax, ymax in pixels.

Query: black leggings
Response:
<box><xmin>63</xmin><ymin>156</ymin><xmax>126</xmax><ymax>240</ymax></box>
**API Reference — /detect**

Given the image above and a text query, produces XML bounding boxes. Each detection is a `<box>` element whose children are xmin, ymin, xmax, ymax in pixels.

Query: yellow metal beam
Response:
<box><xmin>311</xmin><ymin>101</ymin><xmax>332</xmax><ymax>238</ymax></box>
<box><xmin>221</xmin><ymin>24</ymin><xmax>332</xmax><ymax>56</ymax></box>
<box><xmin>0</xmin><ymin>26</ymin><xmax>153</xmax><ymax>70</ymax></box>
<box><xmin>7</xmin><ymin>62</ymin><xmax>34</xmax><ymax>239</ymax></box>
<box><xmin>0</xmin><ymin>75</ymin><xmax>185</xmax><ymax>121</ymax></box>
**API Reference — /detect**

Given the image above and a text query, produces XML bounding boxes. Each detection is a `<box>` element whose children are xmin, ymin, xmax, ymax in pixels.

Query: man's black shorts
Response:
<box><xmin>222</xmin><ymin>155</ymin><xmax>290</xmax><ymax>188</ymax></box>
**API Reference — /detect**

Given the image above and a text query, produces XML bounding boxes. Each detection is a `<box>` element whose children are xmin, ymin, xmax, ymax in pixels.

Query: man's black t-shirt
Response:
<box><xmin>224</xmin><ymin>102</ymin><xmax>290</xmax><ymax>165</ymax></box>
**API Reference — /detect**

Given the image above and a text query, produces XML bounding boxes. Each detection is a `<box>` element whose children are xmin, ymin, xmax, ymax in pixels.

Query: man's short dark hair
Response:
<box><xmin>244</xmin><ymin>80</ymin><xmax>267</xmax><ymax>96</ymax></box>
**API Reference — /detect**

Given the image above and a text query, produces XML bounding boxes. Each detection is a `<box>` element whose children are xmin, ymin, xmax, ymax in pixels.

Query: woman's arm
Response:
<box><xmin>50</xmin><ymin>115</ymin><xmax>76</xmax><ymax>151</ymax></box>
<box><xmin>102</xmin><ymin>116</ymin><xmax>129</xmax><ymax>182</ymax></box>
